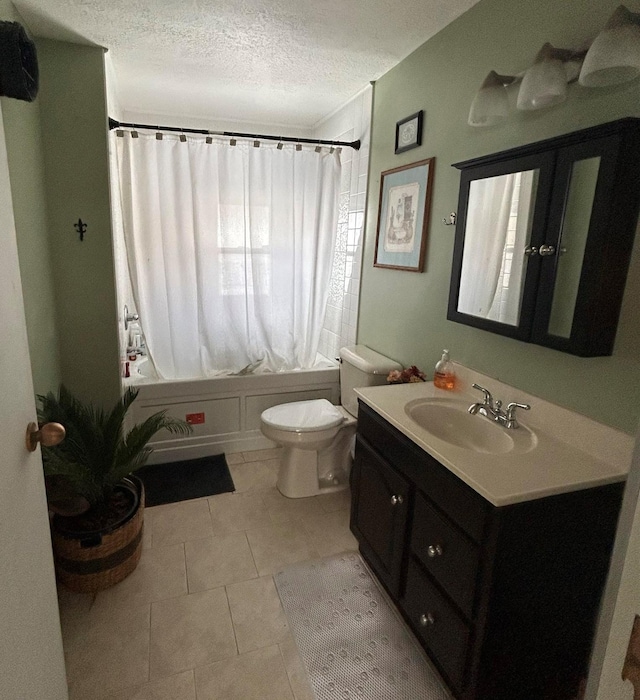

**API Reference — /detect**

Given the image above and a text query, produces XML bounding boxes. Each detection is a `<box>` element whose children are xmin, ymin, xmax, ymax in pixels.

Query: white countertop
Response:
<box><xmin>355</xmin><ymin>368</ymin><xmax>633</xmax><ymax>507</ymax></box>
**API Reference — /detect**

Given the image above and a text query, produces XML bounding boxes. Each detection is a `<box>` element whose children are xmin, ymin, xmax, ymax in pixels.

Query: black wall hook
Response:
<box><xmin>74</xmin><ymin>218</ymin><xmax>87</xmax><ymax>241</ymax></box>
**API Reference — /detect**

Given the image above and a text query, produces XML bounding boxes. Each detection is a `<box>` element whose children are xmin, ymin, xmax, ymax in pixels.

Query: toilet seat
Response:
<box><xmin>261</xmin><ymin>398</ymin><xmax>344</xmax><ymax>433</ymax></box>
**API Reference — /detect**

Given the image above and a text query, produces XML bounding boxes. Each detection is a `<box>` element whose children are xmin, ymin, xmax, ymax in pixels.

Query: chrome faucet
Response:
<box><xmin>467</xmin><ymin>384</ymin><xmax>499</xmax><ymax>420</ymax></box>
<box><xmin>502</xmin><ymin>401</ymin><xmax>531</xmax><ymax>429</ymax></box>
<box><xmin>468</xmin><ymin>383</ymin><xmax>530</xmax><ymax>430</ymax></box>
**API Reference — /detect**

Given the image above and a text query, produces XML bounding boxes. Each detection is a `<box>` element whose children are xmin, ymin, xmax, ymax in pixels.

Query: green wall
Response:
<box><xmin>1</xmin><ymin>25</ymin><xmax>120</xmax><ymax>408</ymax></box>
<box><xmin>0</xmin><ymin>2</ymin><xmax>61</xmax><ymax>396</ymax></box>
<box><xmin>360</xmin><ymin>0</ymin><xmax>640</xmax><ymax>434</ymax></box>
<box><xmin>37</xmin><ymin>39</ymin><xmax>120</xmax><ymax>408</ymax></box>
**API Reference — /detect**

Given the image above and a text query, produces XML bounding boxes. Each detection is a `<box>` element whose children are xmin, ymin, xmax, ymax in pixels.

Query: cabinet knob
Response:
<box><xmin>427</xmin><ymin>544</ymin><xmax>443</xmax><ymax>558</ymax></box>
<box><xmin>539</xmin><ymin>244</ymin><xmax>556</xmax><ymax>257</ymax></box>
<box><xmin>420</xmin><ymin>612</ymin><xmax>435</xmax><ymax>627</ymax></box>
<box><xmin>524</xmin><ymin>245</ymin><xmax>538</xmax><ymax>257</ymax></box>
<box><xmin>390</xmin><ymin>494</ymin><xmax>404</xmax><ymax>506</ymax></box>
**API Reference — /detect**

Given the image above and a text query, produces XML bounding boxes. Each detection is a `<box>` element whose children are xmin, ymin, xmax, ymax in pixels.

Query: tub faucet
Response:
<box><xmin>124</xmin><ymin>304</ymin><xmax>139</xmax><ymax>331</ymax></box>
<box><xmin>468</xmin><ymin>383</ymin><xmax>530</xmax><ymax>429</ymax></box>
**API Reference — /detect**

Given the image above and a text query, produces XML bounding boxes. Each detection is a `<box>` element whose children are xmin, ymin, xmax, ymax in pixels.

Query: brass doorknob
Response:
<box><xmin>25</xmin><ymin>422</ymin><xmax>65</xmax><ymax>452</ymax></box>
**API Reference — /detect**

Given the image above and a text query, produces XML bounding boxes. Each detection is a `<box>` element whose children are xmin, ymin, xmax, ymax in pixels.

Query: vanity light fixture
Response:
<box><xmin>579</xmin><ymin>5</ymin><xmax>640</xmax><ymax>87</ymax></box>
<box><xmin>516</xmin><ymin>43</ymin><xmax>581</xmax><ymax>111</ymax></box>
<box><xmin>469</xmin><ymin>5</ymin><xmax>640</xmax><ymax>127</ymax></box>
<box><xmin>467</xmin><ymin>71</ymin><xmax>517</xmax><ymax>126</ymax></box>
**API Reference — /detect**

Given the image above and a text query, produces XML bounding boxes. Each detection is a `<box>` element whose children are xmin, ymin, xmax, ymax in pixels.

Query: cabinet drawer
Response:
<box><xmin>404</xmin><ymin>559</ymin><xmax>471</xmax><ymax>692</ymax></box>
<box><xmin>411</xmin><ymin>492</ymin><xmax>480</xmax><ymax>619</ymax></box>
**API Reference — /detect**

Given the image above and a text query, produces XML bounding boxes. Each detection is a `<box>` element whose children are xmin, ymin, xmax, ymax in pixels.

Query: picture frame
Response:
<box><xmin>374</xmin><ymin>157</ymin><xmax>435</xmax><ymax>272</ymax></box>
<box><xmin>395</xmin><ymin>110</ymin><xmax>423</xmax><ymax>154</ymax></box>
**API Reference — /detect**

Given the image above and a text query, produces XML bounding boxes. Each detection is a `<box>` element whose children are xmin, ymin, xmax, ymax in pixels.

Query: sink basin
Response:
<box><xmin>404</xmin><ymin>398</ymin><xmax>537</xmax><ymax>455</ymax></box>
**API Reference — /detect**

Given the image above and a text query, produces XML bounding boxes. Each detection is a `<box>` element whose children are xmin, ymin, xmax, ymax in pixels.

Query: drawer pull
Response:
<box><xmin>427</xmin><ymin>544</ymin><xmax>443</xmax><ymax>558</ymax></box>
<box><xmin>420</xmin><ymin>612</ymin><xmax>435</xmax><ymax>627</ymax></box>
<box><xmin>390</xmin><ymin>494</ymin><xmax>404</xmax><ymax>506</ymax></box>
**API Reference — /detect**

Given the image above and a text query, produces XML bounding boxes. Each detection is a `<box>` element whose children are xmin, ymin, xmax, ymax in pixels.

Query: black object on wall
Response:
<box><xmin>74</xmin><ymin>219</ymin><xmax>88</xmax><ymax>242</ymax></box>
<box><xmin>0</xmin><ymin>21</ymin><xmax>39</xmax><ymax>102</ymax></box>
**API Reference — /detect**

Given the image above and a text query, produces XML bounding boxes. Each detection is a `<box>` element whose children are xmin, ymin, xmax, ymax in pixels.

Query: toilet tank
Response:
<box><xmin>339</xmin><ymin>345</ymin><xmax>403</xmax><ymax>417</ymax></box>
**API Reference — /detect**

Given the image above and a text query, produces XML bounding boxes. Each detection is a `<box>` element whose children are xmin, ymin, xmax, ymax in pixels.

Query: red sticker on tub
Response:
<box><xmin>186</xmin><ymin>412</ymin><xmax>205</xmax><ymax>425</ymax></box>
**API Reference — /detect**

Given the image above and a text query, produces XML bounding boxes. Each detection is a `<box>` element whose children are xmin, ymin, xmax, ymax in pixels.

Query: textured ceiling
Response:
<box><xmin>16</xmin><ymin>0</ymin><xmax>480</xmax><ymax>129</ymax></box>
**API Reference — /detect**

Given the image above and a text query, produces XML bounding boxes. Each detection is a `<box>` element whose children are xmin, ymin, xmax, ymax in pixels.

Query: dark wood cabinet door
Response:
<box><xmin>350</xmin><ymin>436</ymin><xmax>410</xmax><ymax>596</ymax></box>
<box><xmin>531</xmin><ymin>132</ymin><xmax>639</xmax><ymax>355</ymax></box>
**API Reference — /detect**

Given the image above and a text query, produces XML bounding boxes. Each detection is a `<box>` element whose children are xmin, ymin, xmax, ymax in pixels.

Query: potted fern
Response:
<box><xmin>38</xmin><ymin>385</ymin><xmax>191</xmax><ymax>593</ymax></box>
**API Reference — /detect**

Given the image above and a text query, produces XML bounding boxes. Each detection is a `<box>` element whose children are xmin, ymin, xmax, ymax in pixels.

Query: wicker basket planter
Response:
<box><xmin>51</xmin><ymin>476</ymin><xmax>145</xmax><ymax>594</ymax></box>
<box><xmin>38</xmin><ymin>385</ymin><xmax>190</xmax><ymax>595</ymax></box>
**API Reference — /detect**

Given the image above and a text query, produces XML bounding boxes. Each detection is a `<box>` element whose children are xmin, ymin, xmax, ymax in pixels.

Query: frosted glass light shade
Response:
<box><xmin>468</xmin><ymin>71</ymin><xmax>512</xmax><ymax>127</ymax></box>
<box><xmin>579</xmin><ymin>6</ymin><xmax>640</xmax><ymax>87</ymax></box>
<box><xmin>517</xmin><ymin>44</ymin><xmax>568</xmax><ymax>111</ymax></box>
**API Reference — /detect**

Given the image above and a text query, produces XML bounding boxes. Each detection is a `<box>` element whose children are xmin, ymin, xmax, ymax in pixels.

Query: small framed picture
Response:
<box><xmin>374</xmin><ymin>157</ymin><xmax>435</xmax><ymax>272</ymax></box>
<box><xmin>395</xmin><ymin>111</ymin><xmax>423</xmax><ymax>154</ymax></box>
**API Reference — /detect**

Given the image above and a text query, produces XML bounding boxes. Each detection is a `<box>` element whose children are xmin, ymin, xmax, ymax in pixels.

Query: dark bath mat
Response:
<box><xmin>136</xmin><ymin>454</ymin><xmax>235</xmax><ymax>507</ymax></box>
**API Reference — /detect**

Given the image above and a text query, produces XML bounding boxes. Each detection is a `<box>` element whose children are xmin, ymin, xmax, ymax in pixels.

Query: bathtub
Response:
<box><xmin>124</xmin><ymin>358</ymin><xmax>340</xmax><ymax>464</ymax></box>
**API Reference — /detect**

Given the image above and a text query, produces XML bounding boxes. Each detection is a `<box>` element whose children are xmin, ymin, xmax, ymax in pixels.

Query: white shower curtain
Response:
<box><xmin>486</xmin><ymin>170</ymin><xmax>535</xmax><ymax>325</ymax></box>
<box><xmin>112</xmin><ymin>132</ymin><xmax>341</xmax><ymax>379</ymax></box>
<box><xmin>458</xmin><ymin>173</ymin><xmax>516</xmax><ymax>319</ymax></box>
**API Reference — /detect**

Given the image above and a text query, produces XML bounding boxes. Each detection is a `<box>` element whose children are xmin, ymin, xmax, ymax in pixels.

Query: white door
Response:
<box><xmin>0</xmin><ymin>101</ymin><xmax>68</xmax><ymax>699</ymax></box>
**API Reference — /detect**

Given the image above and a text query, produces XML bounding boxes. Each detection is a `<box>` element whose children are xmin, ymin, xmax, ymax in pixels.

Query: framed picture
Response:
<box><xmin>374</xmin><ymin>157</ymin><xmax>435</xmax><ymax>272</ymax></box>
<box><xmin>395</xmin><ymin>111</ymin><xmax>423</xmax><ymax>154</ymax></box>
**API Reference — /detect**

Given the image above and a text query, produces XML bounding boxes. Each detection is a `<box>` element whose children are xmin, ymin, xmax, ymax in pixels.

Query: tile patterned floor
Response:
<box><xmin>57</xmin><ymin>448</ymin><xmax>357</xmax><ymax>700</ymax></box>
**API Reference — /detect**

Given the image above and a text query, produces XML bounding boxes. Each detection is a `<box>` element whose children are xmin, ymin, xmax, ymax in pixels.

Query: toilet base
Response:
<box><xmin>276</xmin><ymin>422</ymin><xmax>356</xmax><ymax>499</ymax></box>
<box><xmin>277</xmin><ymin>469</ymin><xmax>348</xmax><ymax>498</ymax></box>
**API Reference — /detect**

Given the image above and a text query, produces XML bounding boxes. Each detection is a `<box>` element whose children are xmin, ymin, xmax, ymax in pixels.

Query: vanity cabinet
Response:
<box><xmin>447</xmin><ymin>118</ymin><xmax>640</xmax><ymax>357</ymax></box>
<box><xmin>350</xmin><ymin>402</ymin><xmax>624</xmax><ymax>699</ymax></box>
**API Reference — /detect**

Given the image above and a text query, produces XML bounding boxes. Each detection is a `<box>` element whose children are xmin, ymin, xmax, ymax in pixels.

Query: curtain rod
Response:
<box><xmin>108</xmin><ymin>118</ymin><xmax>361</xmax><ymax>151</ymax></box>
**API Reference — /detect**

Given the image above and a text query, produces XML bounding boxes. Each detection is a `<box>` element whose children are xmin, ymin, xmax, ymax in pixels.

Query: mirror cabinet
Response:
<box><xmin>447</xmin><ymin>119</ymin><xmax>640</xmax><ymax>356</ymax></box>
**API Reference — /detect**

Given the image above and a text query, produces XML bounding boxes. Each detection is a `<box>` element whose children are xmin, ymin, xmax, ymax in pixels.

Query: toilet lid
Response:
<box><xmin>261</xmin><ymin>399</ymin><xmax>344</xmax><ymax>432</ymax></box>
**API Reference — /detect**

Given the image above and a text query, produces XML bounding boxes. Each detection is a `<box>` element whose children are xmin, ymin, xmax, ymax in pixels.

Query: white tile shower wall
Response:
<box><xmin>313</xmin><ymin>86</ymin><xmax>372</xmax><ymax>361</ymax></box>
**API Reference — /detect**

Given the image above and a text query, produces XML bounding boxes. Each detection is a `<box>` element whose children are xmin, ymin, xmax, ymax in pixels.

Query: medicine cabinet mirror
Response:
<box><xmin>447</xmin><ymin>119</ymin><xmax>640</xmax><ymax>357</ymax></box>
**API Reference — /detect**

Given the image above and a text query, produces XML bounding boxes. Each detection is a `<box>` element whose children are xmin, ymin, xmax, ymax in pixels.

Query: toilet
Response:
<box><xmin>260</xmin><ymin>345</ymin><xmax>402</xmax><ymax>498</ymax></box>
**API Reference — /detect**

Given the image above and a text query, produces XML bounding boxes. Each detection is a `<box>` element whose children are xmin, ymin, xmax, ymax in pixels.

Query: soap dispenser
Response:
<box><xmin>434</xmin><ymin>349</ymin><xmax>456</xmax><ymax>390</ymax></box>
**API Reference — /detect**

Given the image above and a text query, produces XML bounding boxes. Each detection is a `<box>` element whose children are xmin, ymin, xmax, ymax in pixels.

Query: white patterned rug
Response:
<box><xmin>274</xmin><ymin>552</ymin><xmax>452</xmax><ymax>700</ymax></box>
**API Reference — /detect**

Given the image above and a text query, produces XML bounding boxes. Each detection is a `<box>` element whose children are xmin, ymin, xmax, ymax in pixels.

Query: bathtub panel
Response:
<box><xmin>137</xmin><ymin>397</ymin><xmax>241</xmax><ymax>438</ymax></box>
